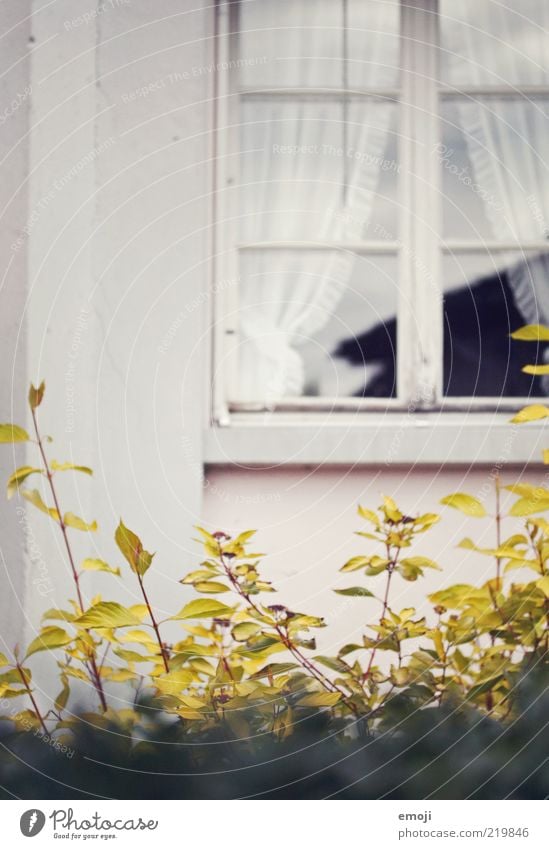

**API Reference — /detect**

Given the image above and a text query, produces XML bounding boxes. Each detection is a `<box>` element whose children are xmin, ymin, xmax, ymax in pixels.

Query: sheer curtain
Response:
<box><xmin>444</xmin><ymin>2</ymin><xmax>549</xmax><ymax>359</ymax></box>
<box><xmin>236</xmin><ymin>0</ymin><xmax>398</xmax><ymax>403</ymax></box>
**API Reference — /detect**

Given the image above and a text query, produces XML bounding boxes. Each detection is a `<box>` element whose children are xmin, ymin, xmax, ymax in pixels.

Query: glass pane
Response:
<box><xmin>440</xmin><ymin>1</ymin><xmax>549</xmax><ymax>87</ymax></box>
<box><xmin>440</xmin><ymin>97</ymin><xmax>549</xmax><ymax>241</ymax></box>
<box><xmin>347</xmin><ymin>0</ymin><xmax>400</xmax><ymax>90</ymax></box>
<box><xmin>239</xmin><ymin>98</ymin><xmax>399</xmax><ymax>242</ymax></box>
<box><xmin>234</xmin><ymin>250</ymin><xmax>398</xmax><ymax>402</ymax></box>
<box><xmin>238</xmin><ymin>0</ymin><xmax>400</xmax><ymax>90</ymax></box>
<box><xmin>443</xmin><ymin>252</ymin><xmax>549</xmax><ymax>397</ymax></box>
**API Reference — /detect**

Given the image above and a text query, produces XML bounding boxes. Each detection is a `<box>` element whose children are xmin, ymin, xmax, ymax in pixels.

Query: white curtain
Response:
<box><xmin>236</xmin><ymin>0</ymin><xmax>399</xmax><ymax>403</ymax></box>
<box><xmin>445</xmin><ymin>2</ymin><xmax>549</xmax><ymax>353</ymax></box>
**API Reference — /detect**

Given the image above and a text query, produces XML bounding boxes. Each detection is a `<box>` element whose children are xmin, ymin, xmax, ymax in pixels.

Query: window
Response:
<box><xmin>212</xmin><ymin>0</ymin><xmax>549</xmax><ymax>423</ymax></box>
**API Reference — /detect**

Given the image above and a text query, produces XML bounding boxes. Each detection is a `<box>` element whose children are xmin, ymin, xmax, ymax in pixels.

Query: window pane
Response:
<box><xmin>440</xmin><ymin>97</ymin><xmax>549</xmax><ymax>241</ymax></box>
<box><xmin>443</xmin><ymin>252</ymin><xmax>549</xmax><ymax>397</ymax></box>
<box><xmin>234</xmin><ymin>250</ymin><xmax>398</xmax><ymax>402</ymax></box>
<box><xmin>238</xmin><ymin>0</ymin><xmax>400</xmax><ymax>90</ymax></box>
<box><xmin>239</xmin><ymin>98</ymin><xmax>399</xmax><ymax>242</ymax></box>
<box><xmin>440</xmin><ymin>0</ymin><xmax>549</xmax><ymax>87</ymax></box>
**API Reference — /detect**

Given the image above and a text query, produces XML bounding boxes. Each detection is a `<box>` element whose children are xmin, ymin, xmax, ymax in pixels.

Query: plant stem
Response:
<box><xmin>30</xmin><ymin>407</ymin><xmax>108</xmax><ymax>712</ymax></box>
<box><xmin>137</xmin><ymin>572</ymin><xmax>169</xmax><ymax>673</ymax></box>
<box><xmin>363</xmin><ymin>557</ymin><xmax>395</xmax><ymax>683</ymax></box>
<box><xmin>16</xmin><ymin>661</ymin><xmax>48</xmax><ymax>736</ymax></box>
<box><xmin>495</xmin><ymin>472</ymin><xmax>502</xmax><ymax>588</ymax></box>
<box><xmin>218</xmin><ymin>547</ymin><xmax>358</xmax><ymax>713</ymax></box>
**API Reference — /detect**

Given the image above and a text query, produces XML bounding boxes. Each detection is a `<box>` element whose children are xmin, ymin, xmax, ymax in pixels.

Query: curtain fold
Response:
<box><xmin>445</xmin><ymin>1</ymin><xmax>549</xmax><ymax>389</ymax></box>
<box><xmin>236</xmin><ymin>0</ymin><xmax>398</xmax><ymax>403</ymax></box>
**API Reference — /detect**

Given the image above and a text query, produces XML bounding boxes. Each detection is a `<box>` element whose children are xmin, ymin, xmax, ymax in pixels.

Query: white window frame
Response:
<box><xmin>207</xmin><ymin>0</ymin><xmax>549</xmax><ymax>464</ymax></box>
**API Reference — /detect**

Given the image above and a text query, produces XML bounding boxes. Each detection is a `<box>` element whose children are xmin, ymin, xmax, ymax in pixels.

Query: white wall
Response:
<box><xmin>203</xmin><ymin>464</ymin><xmax>546</xmax><ymax>653</ymax></box>
<box><xmin>0</xmin><ymin>0</ymin><xmax>31</xmax><ymax>649</ymax></box>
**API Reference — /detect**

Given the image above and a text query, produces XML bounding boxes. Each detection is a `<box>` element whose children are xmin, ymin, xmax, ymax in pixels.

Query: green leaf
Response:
<box><xmin>231</xmin><ymin>621</ymin><xmax>261</xmax><ymax>641</ymax></box>
<box><xmin>115</xmin><ymin>520</ymin><xmax>153</xmax><ymax>576</ymax></box>
<box><xmin>511</xmin><ymin>404</ymin><xmax>549</xmax><ymax>424</ymax></box>
<box><xmin>314</xmin><ymin>655</ymin><xmax>349</xmax><ymax>674</ymax></box>
<box><xmin>537</xmin><ymin>576</ymin><xmax>549</xmax><ymax>598</ymax></box>
<box><xmin>21</xmin><ymin>488</ymin><xmax>59</xmax><ymax>522</ymax></box>
<box><xmin>75</xmin><ymin>602</ymin><xmax>142</xmax><ymax>629</ymax></box>
<box><xmin>334</xmin><ymin>586</ymin><xmax>374</xmax><ymax>597</ymax></box>
<box><xmin>64</xmin><ymin>512</ymin><xmax>97</xmax><ymax>532</ymax></box>
<box><xmin>440</xmin><ymin>492</ymin><xmax>486</xmax><ymax>517</ymax></box>
<box><xmin>193</xmin><ymin>581</ymin><xmax>229</xmax><ymax>594</ymax></box>
<box><xmin>25</xmin><ymin>626</ymin><xmax>72</xmax><ymax>658</ymax></box>
<box><xmin>0</xmin><ymin>652</ymin><xmax>10</xmax><ymax>667</ymax></box>
<box><xmin>28</xmin><ymin>381</ymin><xmax>45</xmax><ymax>410</ymax></box>
<box><xmin>510</xmin><ymin>324</ymin><xmax>549</xmax><ymax>341</ymax></box>
<box><xmin>171</xmin><ymin>598</ymin><xmax>233</xmax><ymax>621</ymax></box>
<box><xmin>51</xmin><ymin>460</ymin><xmax>93</xmax><ymax>475</ymax></box>
<box><xmin>0</xmin><ymin>424</ymin><xmax>30</xmax><ymax>443</ymax></box>
<box><xmin>81</xmin><ymin>558</ymin><xmax>120</xmax><ymax>577</ymax></box>
<box><xmin>297</xmin><ymin>692</ymin><xmax>341</xmax><ymax>707</ymax></box>
<box><xmin>7</xmin><ymin>466</ymin><xmax>43</xmax><ymax>499</ymax></box>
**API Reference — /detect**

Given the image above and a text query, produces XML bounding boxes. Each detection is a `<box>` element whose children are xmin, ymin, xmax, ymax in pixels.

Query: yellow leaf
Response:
<box><xmin>81</xmin><ymin>558</ymin><xmax>120</xmax><ymax>576</ymax></box>
<box><xmin>544</xmin><ymin>449</ymin><xmax>549</xmax><ymax>465</ymax></box>
<box><xmin>21</xmin><ymin>488</ymin><xmax>59</xmax><ymax>522</ymax></box>
<box><xmin>193</xmin><ymin>581</ymin><xmax>229</xmax><ymax>594</ymax></box>
<box><xmin>6</xmin><ymin>466</ymin><xmax>43</xmax><ymax>499</ymax></box>
<box><xmin>75</xmin><ymin>602</ymin><xmax>141</xmax><ymax>629</ymax></box>
<box><xmin>510</xmin><ymin>497</ymin><xmax>549</xmax><ymax>517</ymax></box>
<box><xmin>511</xmin><ymin>404</ymin><xmax>549</xmax><ymax>423</ymax></box>
<box><xmin>511</xmin><ymin>324</ymin><xmax>549</xmax><ymax>341</ymax></box>
<box><xmin>440</xmin><ymin>492</ymin><xmax>486</xmax><ymax>517</ymax></box>
<box><xmin>297</xmin><ymin>692</ymin><xmax>341</xmax><ymax>707</ymax></box>
<box><xmin>64</xmin><ymin>512</ymin><xmax>97</xmax><ymax>532</ymax></box>
<box><xmin>232</xmin><ymin>621</ymin><xmax>261</xmax><ymax>641</ymax></box>
<box><xmin>25</xmin><ymin>626</ymin><xmax>72</xmax><ymax>658</ymax></box>
<box><xmin>171</xmin><ymin>599</ymin><xmax>233</xmax><ymax>620</ymax></box>
<box><xmin>0</xmin><ymin>423</ymin><xmax>30</xmax><ymax>443</ymax></box>
<box><xmin>51</xmin><ymin>460</ymin><xmax>93</xmax><ymax>475</ymax></box>
<box><xmin>357</xmin><ymin>506</ymin><xmax>380</xmax><ymax>525</ymax></box>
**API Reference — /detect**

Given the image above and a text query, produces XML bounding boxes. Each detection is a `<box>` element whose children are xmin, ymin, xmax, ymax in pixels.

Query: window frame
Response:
<box><xmin>210</xmin><ymin>0</ymin><xmax>549</xmax><ymax>437</ymax></box>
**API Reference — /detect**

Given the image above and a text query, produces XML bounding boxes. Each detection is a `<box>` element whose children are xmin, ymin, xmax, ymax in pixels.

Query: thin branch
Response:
<box><xmin>137</xmin><ymin>572</ymin><xmax>169</xmax><ymax>673</ymax></box>
<box><xmin>16</xmin><ymin>661</ymin><xmax>48</xmax><ymax>736</ymax></box>
<box><xmin>30</xmin><ymin>407</ymin><xmax>108</xmax><ymax>712</ymax></box>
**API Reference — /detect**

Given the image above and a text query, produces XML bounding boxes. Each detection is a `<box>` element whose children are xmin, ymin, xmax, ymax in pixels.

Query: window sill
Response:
<box><xmin>204</xmin><ymin>413</ymin><xmax>548</xmax><ymax>467</ymax></box>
